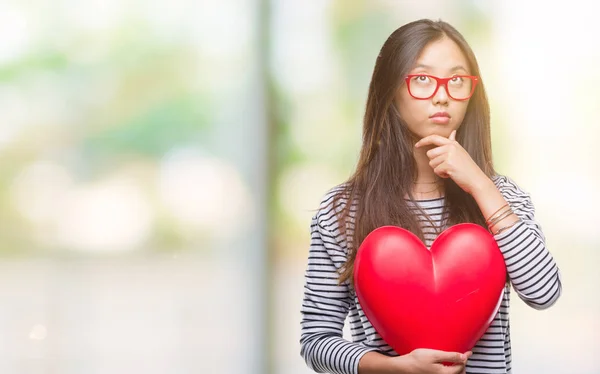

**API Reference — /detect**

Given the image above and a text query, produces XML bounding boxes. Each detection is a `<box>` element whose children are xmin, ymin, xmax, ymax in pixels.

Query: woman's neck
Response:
<box><xmin>412</xmin><ymin>144</ymin><xmax>439</xmax><ymax>182</ymax></box>
<box><xmin>410</xmin><ymin>143</ymin><xmax>445</xmax><ymax>199</ymax></box>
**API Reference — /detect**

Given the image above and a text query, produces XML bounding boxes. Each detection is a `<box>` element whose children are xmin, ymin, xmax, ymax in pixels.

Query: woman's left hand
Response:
<box><xmin>414</xmin><ymin>130</ymin><xmax>490</xmax><ymax>195</ymax></box>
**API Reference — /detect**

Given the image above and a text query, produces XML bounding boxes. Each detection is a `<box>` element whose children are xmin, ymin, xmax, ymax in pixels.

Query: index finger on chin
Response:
<box><xmin>415</xmin><ymin>134</ymin><xmax>451</xmax><ymax>148</ymax></box>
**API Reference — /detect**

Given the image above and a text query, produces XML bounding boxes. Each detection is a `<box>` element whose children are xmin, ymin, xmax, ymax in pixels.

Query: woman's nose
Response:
<box><xmin>433</xmin><ymin>84</ymin><xmax>449</xmax><ymax>105</ymax></box>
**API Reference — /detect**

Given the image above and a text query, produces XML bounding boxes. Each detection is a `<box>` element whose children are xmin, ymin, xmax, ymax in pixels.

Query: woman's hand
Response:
<box><xmin>358</xmin><ymin>348</ymin><xmax>471</xmax><ymax>374</ymax></box>
<box><xmin>414</xmin><ymin>130</ymin><xmax>489</xmax><ymax>195</ymax></box>
<box><xmin>402</xmin><ymin>348</ymin><xmax>472</xmax><ymax>374</ymax></box>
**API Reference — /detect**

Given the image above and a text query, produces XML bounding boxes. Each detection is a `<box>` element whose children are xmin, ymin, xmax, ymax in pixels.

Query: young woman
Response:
<box><xmin>299</xmin><ymin>19</ymin><xmax>562</xmax><ymax>374</ymax></box>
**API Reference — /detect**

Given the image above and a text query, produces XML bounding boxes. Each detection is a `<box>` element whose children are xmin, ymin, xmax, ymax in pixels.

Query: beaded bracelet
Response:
<box><xmin>488</xmin><ymin>208</ymin><xmax>514</xmax><ymax>229</ymax></box>
<box><xmin>494</xmin><ymin>220</ymin><xmax>519</xmax><ymax>235</ymax></box>
<box><xmin>485</xmin><ymin>203</ymin><xmax>509</xmax><ymax>225</ymax></box>
<box><xmin>486</xmin><ymin>205</ymin><xmax>512</xmax><ymax>227</ymax></box>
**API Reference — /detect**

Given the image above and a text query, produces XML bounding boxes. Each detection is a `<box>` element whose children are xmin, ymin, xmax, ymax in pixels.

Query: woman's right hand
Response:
<box><xmin>358</xmin><ymin>348</ymin><xmax>472</xmax><ymax>374</ymax></box>
<box><xmin>399</xmin><ymin>348</ymin><xmax>472</xmax><ymax>374</ymax></box>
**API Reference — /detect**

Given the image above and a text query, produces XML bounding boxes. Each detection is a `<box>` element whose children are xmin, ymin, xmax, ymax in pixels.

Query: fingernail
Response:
<box><xmin>460</xmin><ymin>354</ymin><xmax>466</xmax><ymax>360</ymax></box>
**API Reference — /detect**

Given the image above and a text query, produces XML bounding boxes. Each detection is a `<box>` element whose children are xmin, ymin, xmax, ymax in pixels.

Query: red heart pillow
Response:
<box><xmin>354</xmin><ymin>223</ymin><xmax>506</xmax><ymax>355</ymax></box>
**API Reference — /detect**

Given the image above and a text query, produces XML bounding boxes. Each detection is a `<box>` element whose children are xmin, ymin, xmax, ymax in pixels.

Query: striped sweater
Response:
<box><xmin>300</xmin><ymin>175</ymin><xmax>562</xmax><ymax>374</ymax></box>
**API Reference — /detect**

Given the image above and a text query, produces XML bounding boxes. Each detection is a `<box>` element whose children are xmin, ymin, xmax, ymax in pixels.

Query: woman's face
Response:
<box><xmin>395</xmin><ymin>36</ymin><xmax>472</xmax><ymax>142</ymax></box>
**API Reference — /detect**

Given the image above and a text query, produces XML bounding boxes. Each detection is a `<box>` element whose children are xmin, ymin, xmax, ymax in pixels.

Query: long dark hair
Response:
<box><xmin>334</xmin><ymin>19</ymin><xmax>496</xmax><ymax>285</ymax></box>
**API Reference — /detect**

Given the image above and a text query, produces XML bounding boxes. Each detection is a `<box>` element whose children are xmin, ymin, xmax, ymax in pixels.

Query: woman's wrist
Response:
<box><xmin>358</xmin><ymin>351</ymin><xmax>412</xmax><ymax>374</ymax></box>
<box><xmin>470</xmin><ymin>175</ymin><xmax>496</xmax><ymax>199</ymax></box>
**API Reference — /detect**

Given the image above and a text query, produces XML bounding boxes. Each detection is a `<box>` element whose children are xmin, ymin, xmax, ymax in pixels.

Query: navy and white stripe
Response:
<box><xmin>300</xmin><ymin>175</ymin><xmax>562</xmax><ymax>374</ymax></box>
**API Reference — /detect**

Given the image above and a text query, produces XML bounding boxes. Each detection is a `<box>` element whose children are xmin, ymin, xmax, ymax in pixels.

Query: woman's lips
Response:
<box><xmin>430</xmin><ymin>113</ymin><xmax>450</xmax><ymax>124</ymax></box>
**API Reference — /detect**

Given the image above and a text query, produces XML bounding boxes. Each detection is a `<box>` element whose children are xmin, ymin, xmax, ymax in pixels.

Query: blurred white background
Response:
<box><xmin>0</xmin><ymin>0</ymin><xmax>598</xmax><ymax>373</ymax></box>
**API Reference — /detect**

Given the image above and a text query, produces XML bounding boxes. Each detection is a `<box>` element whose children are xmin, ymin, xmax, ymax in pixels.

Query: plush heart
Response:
<box><xmin>354</xmin><ymin>223</ymin><xmax>506</xmax><ymax>355</ymax></box>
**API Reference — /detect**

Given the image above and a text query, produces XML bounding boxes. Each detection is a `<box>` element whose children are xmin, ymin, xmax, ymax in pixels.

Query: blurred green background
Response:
<box><xmin>0</xmin><ymin>0</ymin><xmax>598</xmax><ymax>373</ymax></box>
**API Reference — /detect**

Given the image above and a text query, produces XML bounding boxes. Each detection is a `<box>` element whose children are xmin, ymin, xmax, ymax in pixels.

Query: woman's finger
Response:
<box><xmin>426</xmin><ymin>144</ymin><xmax>450</xmax><ymax>159</ymax></box>
<box><xmin>415</xmin><ymin>134</ymin><xmax>452</xmax><ymax>148</ymax></box>
<box><xmin>428</xmin><ymin>154</ymin><xmax>446</xmax><ymax>169</ymax></box>
<box><xmin>432</xmin><ymin>351</ymin><xmax>466</xmax><ymax>363</ymax></box>
<box><xmin>433</xmin><ymin>163</ymin><xmax>451</xmax><ymax>178</ymax></box>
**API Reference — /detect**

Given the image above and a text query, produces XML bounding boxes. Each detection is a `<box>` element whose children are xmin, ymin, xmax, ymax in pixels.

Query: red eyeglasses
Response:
<box><xmin>404</xmin><ymin>74</ymin><xmax>478</xmax><ymax>101</ymax></box>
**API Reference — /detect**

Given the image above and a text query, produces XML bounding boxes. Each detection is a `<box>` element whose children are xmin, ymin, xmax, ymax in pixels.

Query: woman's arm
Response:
<box><xmin>300</xmin><ymin>213</ymin><xmax>380</xmax><ymax>374</ymax></box>
<box><xmin>471</xmin><ymin>175</ymin><xmax>562</xmax><ymax>310</ymax></box>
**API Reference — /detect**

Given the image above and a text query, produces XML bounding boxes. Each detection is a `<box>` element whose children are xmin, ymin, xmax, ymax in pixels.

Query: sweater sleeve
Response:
<box><xmin>300</xmin><ymin>206</ymin><xmax>377</xmax><ymax>374</ymax></box>
<box><xmin>491</xmin><ymin>175</ymin><xmax>562</xmax><ymax>310</ymax></box>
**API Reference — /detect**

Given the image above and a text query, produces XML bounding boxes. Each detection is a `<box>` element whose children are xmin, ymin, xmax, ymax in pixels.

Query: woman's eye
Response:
<box><xmin>450</xmin><ymin>76</ymin><xmax>463</xmax><ymax>84</ymax></box>
<box><xmin>414</xmin><ymin>75</ymin><xmax>429</xmax><ymax>83</ymax></box>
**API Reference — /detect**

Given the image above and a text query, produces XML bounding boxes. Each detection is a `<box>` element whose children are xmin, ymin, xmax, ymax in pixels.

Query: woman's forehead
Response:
<box><xmin>411</xmin><ymin>37</ymin><xmax>469</xmax><ymax>74</ymax></box>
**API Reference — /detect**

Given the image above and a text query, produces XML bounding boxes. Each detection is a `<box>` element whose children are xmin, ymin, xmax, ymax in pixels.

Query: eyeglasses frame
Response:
<box><xmin>404</xmin><ymin>74</ymin><xmax>479</xmax><ymax>101</ymax></box>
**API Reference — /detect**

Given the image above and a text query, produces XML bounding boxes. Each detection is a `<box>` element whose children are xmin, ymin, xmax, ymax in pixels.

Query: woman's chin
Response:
<box><xmin>420</xmin><ymin>128</ymin><xmax>450</xmax><ymax>138</ymax></box>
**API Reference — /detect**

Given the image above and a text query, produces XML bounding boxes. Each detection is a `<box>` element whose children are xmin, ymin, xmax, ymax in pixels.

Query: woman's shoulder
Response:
<box><xmin>314</xmin><ymin>183</ymin><xmax>356</xmax><ymax>227</ymax></box>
